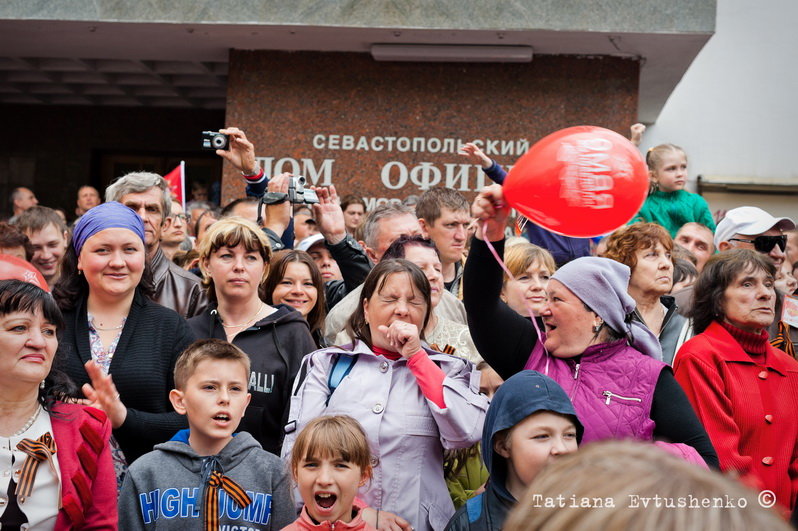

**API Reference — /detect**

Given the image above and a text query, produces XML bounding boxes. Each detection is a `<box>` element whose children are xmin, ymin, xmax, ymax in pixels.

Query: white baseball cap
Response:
<box><xmin>296</xmin><ymin>233</ymin><xmax>325</xmax><ymax>252</ymax></box>
<box><xmin>714</xmin><ymin>206</ymin><xmax>795</xmax><ymax>248</ymax></box>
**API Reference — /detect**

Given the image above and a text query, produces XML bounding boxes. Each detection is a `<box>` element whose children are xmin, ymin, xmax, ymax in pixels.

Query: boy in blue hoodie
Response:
<box><xmin>445</xmin><ymin>371</ymin><xmax>583</xmax><ymax>531</ymax></box>
<box><xmin>118</xmin><ymin>339</ymin><xmax>295</xmax><ymax>530</ymax></box>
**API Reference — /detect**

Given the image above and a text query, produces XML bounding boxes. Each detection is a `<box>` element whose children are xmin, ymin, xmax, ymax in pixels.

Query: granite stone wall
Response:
<box><xmin>223</xmin><ymin>50</ymin><xmax>639</xmax><ymax>207</ymax></box>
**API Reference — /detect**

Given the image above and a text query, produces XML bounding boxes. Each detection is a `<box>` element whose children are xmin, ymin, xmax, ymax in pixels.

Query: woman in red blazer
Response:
<box><xmin>0</xmin><ymin>279</ymin><xmax>116</xmax><ymax>529</ymax></box>
<box><xmin>674</xmin><ymin>249</ymin><xmax>798</xmax><ymax>514</ymax></box>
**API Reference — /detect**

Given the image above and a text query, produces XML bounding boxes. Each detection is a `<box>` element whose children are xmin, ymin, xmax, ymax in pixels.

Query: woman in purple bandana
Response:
<box><xmin>53</xmin><ymin>202</ymin><xmax>195</xmax><ymax>469</ymax></box>
<box><xmin>464</xmin><ymin>184</ymin><xmax>717</xmax><ymax>467</ymax></box>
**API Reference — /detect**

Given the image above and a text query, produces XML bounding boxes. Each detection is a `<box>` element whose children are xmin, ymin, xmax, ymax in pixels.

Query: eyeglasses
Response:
<box><xmin>728</xmin><ymin>234</ymin><xmax>787</xmax><ymax>253</ymax></box>
<box><xmin>171</xmin><ymin>213</ymin><xmax>191</xmax><ymax>222</ymax></box>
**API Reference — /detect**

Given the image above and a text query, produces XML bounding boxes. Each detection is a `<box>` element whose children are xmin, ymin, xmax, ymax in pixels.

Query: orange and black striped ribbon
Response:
<box><xmin>430</xmin><ymin>343</ymin><xmax>457</xmax><ymax>355</ymax></box>
<box><xmin>204</xmin><ymin>470</ymin><xmax>252</xmax><ymax>530</ymax></box>
<box><xmin>770</xmin><ymin>320</ymin><xmax>796</xmax><ymax>359</ymax></box>
<box><xmin>15</xmin><ymin>431</ymin><xmax>57</xmax><ymax>503</ymax></box>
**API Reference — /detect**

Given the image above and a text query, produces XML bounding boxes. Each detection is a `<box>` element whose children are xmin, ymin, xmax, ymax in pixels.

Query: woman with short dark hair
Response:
<box><xmin>283</xmin><ymin>259</ymin><xmax>488</xmax><ymax>530</ymax></box>
<box><xmin>262</xmin><ymin>249</ymin><xmax>327</xmax><ymax>347</ymax></box>
<box><xmin>603</xmin><ymin>222</ymin><xmax>691</xmax><ymax>364</ymax></box>
<box><xmin>674</xmin><ymin>249</ymin><xmax>798</xmax><ymax>514</ymax></box>
<box><xmin>0</xmin><ymin>279</ymin><xmax>117</xmax><ymax>529</ymax></box>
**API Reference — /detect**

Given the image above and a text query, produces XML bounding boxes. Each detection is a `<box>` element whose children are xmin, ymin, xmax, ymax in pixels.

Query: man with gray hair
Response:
<box><xmin>359</xmin><ymin>203</ymin><xmax>421</xmax><ymax>263</ymax></box>
<box><xmin>323</xmin><ymin>201</ymin><xmax>467</xmax><ymax>344</ymax></box>
<box><xmin>106</xmin><ymin>172</ymin><xmax>207</xmax><ymax>318</ymax></box>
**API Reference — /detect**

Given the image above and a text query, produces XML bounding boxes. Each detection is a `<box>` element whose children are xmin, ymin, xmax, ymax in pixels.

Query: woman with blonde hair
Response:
<box><xmin>187</xmin><ymin>217</ymin><xmax>316</xmax><ymax>455</ymax></box>
<box><xmin>500</xmin><ymin>242</ymin><xmax>556</xmax><ymax>319</ymax></box>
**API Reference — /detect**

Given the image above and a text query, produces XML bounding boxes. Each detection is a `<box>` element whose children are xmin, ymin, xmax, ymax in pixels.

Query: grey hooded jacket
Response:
<box><xmin>119</xmin><ymin>430</ymin><xmax>295</xmax><ymax>530</ymax></box>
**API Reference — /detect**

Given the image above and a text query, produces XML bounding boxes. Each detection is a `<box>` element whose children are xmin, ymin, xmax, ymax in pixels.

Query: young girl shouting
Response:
<box><xmin>285</xmin><ymin>416</ymin><xmax>377</xmax><ymax>530</ymax></box>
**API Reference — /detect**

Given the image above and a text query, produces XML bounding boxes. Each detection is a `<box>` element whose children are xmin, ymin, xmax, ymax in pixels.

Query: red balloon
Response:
<box><xmin>504</xmin><ymin>126</ymin><xmax>648</xmax><ymax>238</ymax></box>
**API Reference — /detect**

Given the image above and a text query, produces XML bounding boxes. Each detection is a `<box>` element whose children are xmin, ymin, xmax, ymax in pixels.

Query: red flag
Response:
<box><xmin>163</xmin><ymin>161</ymin><xmax>185</xmax><ymax>208</ymax></box>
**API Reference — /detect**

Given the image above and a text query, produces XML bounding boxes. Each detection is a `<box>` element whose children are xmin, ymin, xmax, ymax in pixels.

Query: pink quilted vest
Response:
<box><xmin>525</xmin><ymin>339</ymin><xmax>665</xmax><ymax>443</ymax></box>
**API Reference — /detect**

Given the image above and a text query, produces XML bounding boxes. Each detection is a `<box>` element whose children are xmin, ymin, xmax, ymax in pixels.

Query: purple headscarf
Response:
<box><xmin>552</xmin><ymin>256</ymin><xmax>663</xmax><ymax>361</ymax></box>
<box><xmin>72</xmin><ymin>202</ymin><xmax>145</xmax><ymax>255</ymax></box>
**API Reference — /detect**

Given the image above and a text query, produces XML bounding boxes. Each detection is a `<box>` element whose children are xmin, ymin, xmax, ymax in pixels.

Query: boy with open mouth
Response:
<box><xmin>119</xmin><ymin>339</ymin><xmax>295</xmax><ymax>530</ymax></box>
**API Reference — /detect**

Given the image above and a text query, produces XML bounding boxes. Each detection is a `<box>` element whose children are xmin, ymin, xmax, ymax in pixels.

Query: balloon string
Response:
<box><xmin>480</xmin><ymin>223</ymin><xmax>550</xmax><ymax>375</ymax></box>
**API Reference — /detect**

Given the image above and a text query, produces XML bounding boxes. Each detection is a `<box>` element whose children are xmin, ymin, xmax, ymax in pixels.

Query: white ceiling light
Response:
<box><xmin>371</xmin><ymin>44</ymin><xmax>533</xmax><ymax>63</ymax></box>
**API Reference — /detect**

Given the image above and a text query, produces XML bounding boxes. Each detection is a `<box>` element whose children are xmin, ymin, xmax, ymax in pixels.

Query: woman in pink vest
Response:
<box><xmin>464</xmin><ymin>184</ymin><xmax>717</xmax><ymax>467</ymax></box>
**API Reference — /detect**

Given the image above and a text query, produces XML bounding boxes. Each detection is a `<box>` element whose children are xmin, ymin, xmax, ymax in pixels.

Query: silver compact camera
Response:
<box><xmin>201</xmin><ymin>131</ymin><xmax>229</xmax><ymax>150</ymax></box>
<box><xmin>288</xmin><ymin>176</ymin><xmax>319</xmax><ymax>204</ymax></box>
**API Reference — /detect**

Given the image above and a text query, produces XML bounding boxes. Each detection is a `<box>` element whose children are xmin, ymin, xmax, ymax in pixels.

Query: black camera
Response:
<box><xmin>201</xmin><ymin>131</ymin><xmax>229</xmax><ymax>150</ymax></box>
<box><xmin>288</xmin><ymin>176</ymin><xmax>319</xmax><ymax>205</ymax></box>
<box><xmin>257</xmin><ymin>176</ymin><xmax>319</xmax><ymax>225</ymax></box>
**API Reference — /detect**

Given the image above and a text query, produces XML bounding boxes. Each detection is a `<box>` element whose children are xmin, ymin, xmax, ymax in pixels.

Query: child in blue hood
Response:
<box><xmin>445</xmin><ymin>371</ymin><xmax>583</xmax><ymax>531</ymax></box>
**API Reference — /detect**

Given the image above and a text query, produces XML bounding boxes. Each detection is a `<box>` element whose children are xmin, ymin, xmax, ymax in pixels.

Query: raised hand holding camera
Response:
<box><xmin>259</xmin><ymin>173</ymin><xmax>292</xmax><ymax>234</ymax></box>
<box><xmin>260</xmin><ymin>175</ymin><xmax>319</xmax><ymax>206</ymax></box>
<box><xmin>205</xmin><ymin>126</ymin><xmax>259</xmax><ymax>175</ymax></box>
<box><xmin>201</xmin><ymin>130</ymin><xmax>229</xmax><ymax>150</ymax></box>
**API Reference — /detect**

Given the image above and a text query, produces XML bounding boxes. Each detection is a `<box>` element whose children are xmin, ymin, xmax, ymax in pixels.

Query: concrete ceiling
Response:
<box><xmin>0</xmin><ymin>56</ymin><xmax>227</xmax><ymax>109</ymax></box>
<box><xmin>0</xmin><ymin>19</ymin><xmax>713</xmax><ymax>121</ymax></box>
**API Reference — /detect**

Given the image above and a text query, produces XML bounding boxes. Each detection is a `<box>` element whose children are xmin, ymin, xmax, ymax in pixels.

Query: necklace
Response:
<box><xmin>89</xmin><ymin>314</ymin><xmax>126</xmax><ymax>331</ymax></box>
<box><xmin>221</xmin><ymin>303</ymin><xmax>265</xmax><ymax>328</ymax></box>
<box><xmin>92</xmin><ymin>321</ymin><xmax>125</xmax><ymax>331</ymax></box>
<box><xmin>13</xmin><ymin>404</ymin><xmax>42</xmax><ymax>437</ymax></box>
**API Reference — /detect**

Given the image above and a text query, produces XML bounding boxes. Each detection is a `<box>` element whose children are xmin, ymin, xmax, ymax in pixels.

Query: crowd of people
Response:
<box><xmin>1</xmin><ymin>124</ymin><xmax>796</xmax><ymax>530</ymax></box>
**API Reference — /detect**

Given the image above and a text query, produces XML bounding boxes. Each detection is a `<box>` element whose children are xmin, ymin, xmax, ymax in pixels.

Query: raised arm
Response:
<box><xmin>458</xmin><ymin>142</ymin><xmax>507</xmax><ymax>184</ymax></box>
<box><xmin>463</xmin><ymin>185</ymin><xmax>540</xmax><ymax>379</ymax></box>
<box><xmin>630</xmin><ymin>123</ymin><xmax>646</xmax><ymax>147</ymax></box>
<box><xmin>217</xmin><ymin>126</ymin><xmax>260</xmax><ymax>177</ymax></box>
<box><xmin>312</xmin><ymin>185</ymin><xmax>372</xmax><ymax>296</ymax></box>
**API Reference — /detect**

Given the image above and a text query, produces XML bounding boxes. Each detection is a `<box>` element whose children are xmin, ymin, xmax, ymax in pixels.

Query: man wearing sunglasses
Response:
<box><xmin>715</xmin><ymin>206</ymin><xmax>795</xmax><ymax>268</ymax></box>
<box><xmin>715</xmin><ymin>206</ymin><xmax>797</xmax><ymax>354</ymax></box>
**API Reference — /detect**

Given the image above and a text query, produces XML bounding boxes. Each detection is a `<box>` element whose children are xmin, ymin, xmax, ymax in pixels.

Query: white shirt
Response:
<box><xmin>0</xmin><ymin>410</ymin><xmax>61</xmax><ymax>530</ymax></box>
